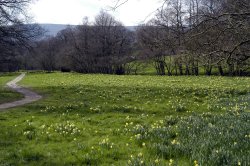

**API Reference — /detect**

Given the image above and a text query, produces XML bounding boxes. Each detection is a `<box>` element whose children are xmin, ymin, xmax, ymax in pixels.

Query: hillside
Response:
<box><xmin>40</xmin><ymin>24</ymin><xmax>73</xmax><ymax>36</ymax></box>
<box><xmin>40</xmin><ymin>24</ymin><xmax>136</xmax><ymax>37</ymax></box>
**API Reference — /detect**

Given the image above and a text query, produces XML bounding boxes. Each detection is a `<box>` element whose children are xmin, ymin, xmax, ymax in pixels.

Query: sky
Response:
<box><xmin>29</xmin><ymin>0</ymin><xmax>163</xmax><ymax>26</ymax></box>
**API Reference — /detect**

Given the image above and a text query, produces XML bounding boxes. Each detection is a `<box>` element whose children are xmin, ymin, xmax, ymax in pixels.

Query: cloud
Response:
<box><xmin>29</xmin><ymin>0</ymin><xmax>162</xmax><ymax>25</ymax></box>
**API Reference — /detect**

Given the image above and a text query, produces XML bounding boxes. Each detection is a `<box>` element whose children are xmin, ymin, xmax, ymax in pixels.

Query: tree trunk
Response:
<box><xmin>179</xmin><ymin>64</ymin><xmax>183</xmax><ymax>75</ymax></box>
<box><xmin>185</xmin><ymin>64</ymin><xmax>190</xmax><ymax>75</ymax></box>
<box><xmin>217</xmin><ymin>64</ymin><xmax>224</xmax><ymax>76</ymax></box>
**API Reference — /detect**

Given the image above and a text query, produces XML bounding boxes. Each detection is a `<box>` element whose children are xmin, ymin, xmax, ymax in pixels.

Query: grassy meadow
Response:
<box><xmin>0</xmin><ymin>72</ymin><xmax>249</xmax><ymax>165</ymax></box>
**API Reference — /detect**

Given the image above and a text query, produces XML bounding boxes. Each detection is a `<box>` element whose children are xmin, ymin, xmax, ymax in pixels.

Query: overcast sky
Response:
<box><xmin>29</xmin><ymin>0</ymin><xmax>163</xmax><ymax>26</ymax></box>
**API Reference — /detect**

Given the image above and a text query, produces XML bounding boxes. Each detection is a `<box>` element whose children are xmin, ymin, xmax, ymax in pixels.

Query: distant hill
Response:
<box><xmin>127</xmin><ymin>26</ymin><xmax>137</xmax><ymax>31</ymax></box>
<box><xmin>40</xmin><ymin>24</ymin><xmax>73</xmax><ymax>37</ymax></box>
<box><xmin>39</xmin><ymin>24</ymin><xmax>137</xmax><ymax>37</ymax></box>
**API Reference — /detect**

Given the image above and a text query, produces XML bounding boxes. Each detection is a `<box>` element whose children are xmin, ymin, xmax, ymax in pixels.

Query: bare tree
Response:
<box><xmin>32</xmin><ymin>37</ymin><xmax>58</xmax><ymax>72</ymax></box>
<box><xmin>135</xmin><ymin>0</ymin><xmax>249</xmax><ymax>76</ymax></box>
<box><xmin>136</xmin><ymin>24</ymin><xmax>169</xmax><ymax>75</ymax></box>
<box><xmin>0</xmin><ymin>0</ymin><xmax>44</xmax><ymax>72</ymax></box>
<box><xmin>38</xmin><ymin>11</ymin><xmax>134</xmax><ymax>74</ymax></box>
<box><xmin>186</xmin><ymin>0</ymin><xmax>250</xmax><ymax>75</ymax></box>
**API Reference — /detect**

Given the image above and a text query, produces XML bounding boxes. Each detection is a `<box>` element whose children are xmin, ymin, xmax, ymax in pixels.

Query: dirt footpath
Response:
<box><xmin>0</xmin><ymin>73</ymin><xmax>42</xmax><ymax>111</ymax></box>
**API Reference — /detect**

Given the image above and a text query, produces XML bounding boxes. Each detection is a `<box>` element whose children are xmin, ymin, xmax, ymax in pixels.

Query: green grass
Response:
<box><xmin>129</xmin><ymin>57</ymin><xmax>249</xmax><ymax>76</ymax></box>
<box><xmin>0</xmin><ymin>72</ymin><xmax>249</xmax><ymax>165</ymax></box>
<box><xmin>0</xmin><ymin>73</ymin><xmax>23</xmax><ymax>104</ymax></box>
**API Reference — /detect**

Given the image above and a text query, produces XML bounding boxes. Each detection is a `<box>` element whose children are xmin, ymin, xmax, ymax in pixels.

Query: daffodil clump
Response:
<box><xmin>124</xmin><ymin>112</ymin><xmax>250</xmax><ymax>165</ymax></box>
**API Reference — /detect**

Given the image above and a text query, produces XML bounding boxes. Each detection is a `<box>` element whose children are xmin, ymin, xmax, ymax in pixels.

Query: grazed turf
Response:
<box><xmin>0</xmin><ymin>72</ymin><xmax>249</xmax><ymax>165</ymax></box>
